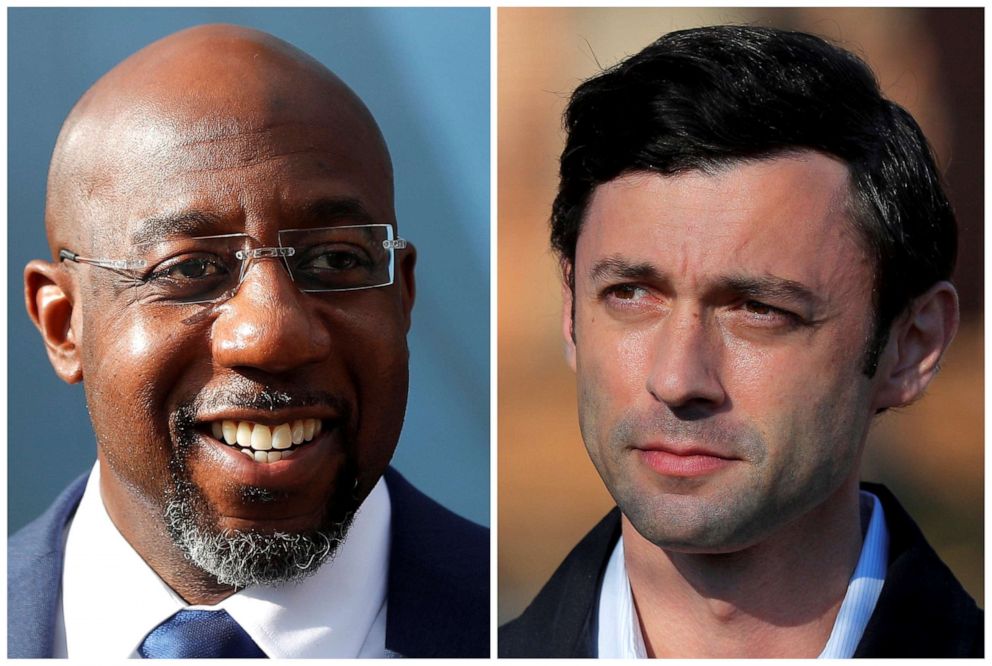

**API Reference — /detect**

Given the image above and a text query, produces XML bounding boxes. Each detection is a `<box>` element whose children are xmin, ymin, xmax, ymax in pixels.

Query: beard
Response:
<box><xmin>163</xmin><ymin>389</ymin><xmax>360</xmax><ymax>588</ymax></box>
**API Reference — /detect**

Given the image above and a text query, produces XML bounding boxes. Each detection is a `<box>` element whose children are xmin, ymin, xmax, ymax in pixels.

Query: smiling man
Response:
<box><xmin>10</xmin><ymin>24</ymin><xmax>487</xmax><ymax>658</ymax></box>
<box><xmin>499</xmin><ymin>26</ymin><xmax>981</xmax><ymax>658</ymax></box>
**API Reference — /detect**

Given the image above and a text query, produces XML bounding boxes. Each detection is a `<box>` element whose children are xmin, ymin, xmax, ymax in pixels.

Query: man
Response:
<box><xmin>500</xmin><ymin>25</ymin><xmax>981</xmax><ymax>658</ymax></box>
<box><xmin>11</xmin><ymin>24</ymin><xmax>487</xmax><ymax>658</ymax></box>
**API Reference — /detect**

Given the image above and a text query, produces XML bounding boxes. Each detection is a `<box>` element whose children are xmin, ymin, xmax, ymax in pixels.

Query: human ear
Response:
<box><xmin>873</xmin><ymin>281</ymin><xmax>959</xmax><ymax>410</ymax></box>
<box><xmin>561</xmin><ymin>261</ymin><xmax>577</xmax><ymax>371</ymax></box>
<box><xmin>24</xmin><ymin>259</ymin><xmax>82</xmax><ymax>384</ymax></box>
<box><xmin>397</xmin><ymin>241</ymin><xmax>416</xmax><ymax>332</ymax></box>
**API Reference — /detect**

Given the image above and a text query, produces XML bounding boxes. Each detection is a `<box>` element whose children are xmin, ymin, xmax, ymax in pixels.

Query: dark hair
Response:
<box><xmin>551</xmin><ymin>25</ymin><xmax>957</xmax><ymax>375</ymax></box>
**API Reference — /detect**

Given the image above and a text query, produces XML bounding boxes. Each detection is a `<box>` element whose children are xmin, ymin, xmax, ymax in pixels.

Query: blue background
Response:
<box><xmin>8</xmin><ymin>8</ymin><xmax>490</xmax><ymax>532</ymax></box>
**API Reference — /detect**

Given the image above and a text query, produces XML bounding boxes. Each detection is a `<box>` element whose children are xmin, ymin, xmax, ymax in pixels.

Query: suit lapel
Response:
<box><xmin>8</xmin><ymin>473</ymin><xmax>88</xmax><ymax>658</ymax></box>
<box><xmin>499</xmin><ymin>508</ymin><xmax>621</xmax><ymax>657</ymax></box>
<box><xmin>382</xmin><ymin>467</ymin><xmax>489</xmax><ymax>657</ymax></box>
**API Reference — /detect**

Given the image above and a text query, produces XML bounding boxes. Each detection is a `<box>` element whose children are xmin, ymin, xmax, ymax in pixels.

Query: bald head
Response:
<box><xmin>46</xmin><ymin>24</ymin><xmax>392</xmax><ymax>253</ymax></box>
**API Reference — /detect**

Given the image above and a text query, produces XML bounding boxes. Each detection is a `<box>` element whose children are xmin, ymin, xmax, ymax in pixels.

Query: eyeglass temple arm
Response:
<box><xmin>59</xmin><ymin>248</ymin><xmax>147</xmax><ymax>271</ymax></box>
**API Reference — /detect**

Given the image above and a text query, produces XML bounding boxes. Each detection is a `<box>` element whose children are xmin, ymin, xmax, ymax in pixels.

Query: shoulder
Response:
<box><xmin>9</xmin><ymin>472</ymin><xmax>87</xmax><ymax>580</ymax></box>
<box><xmin>382</xmin><ymin>467</ymin><xmax>489</xmax><ymax>657</ymax></box>
<box><xmin>8</xmin><ymin>473</ymin><xmax>89</xmax><ymax>658</ymax></box>
<box><xmin>499</xmin><ymin>507</ymin><xmax>621</xmax><ymax>658</ymax></box>
<box><xmin>856</xmin><ymin>483</ymin><xmax>983</xmax><ymax>657</ymax></box>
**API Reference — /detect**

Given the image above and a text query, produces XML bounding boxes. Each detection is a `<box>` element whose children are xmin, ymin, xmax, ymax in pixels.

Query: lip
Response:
<box><xmin>636</xmin><ymin>443</ymin><xmax>738</xmax><ymax>478</ymax></box>
<box><xmin>195</xmin><ymin>407</ymin><xmax>343</xmax><ymax>427</ymax></box>
<box><xmin>194</xmin><ymin>423</ymin><xmax>345</xmax><ymax>489</ymax></box>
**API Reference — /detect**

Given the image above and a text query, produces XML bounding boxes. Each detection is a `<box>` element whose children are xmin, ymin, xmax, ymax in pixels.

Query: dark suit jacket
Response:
<box><xmin>9</xmin><ymin>466</ymin><xmax>489</xmax><ymax>658</ymax></box>
<box><xmin>500</xmin><ymin>483</ymin><xmax>982</xmax><ymax>657</ymax></box>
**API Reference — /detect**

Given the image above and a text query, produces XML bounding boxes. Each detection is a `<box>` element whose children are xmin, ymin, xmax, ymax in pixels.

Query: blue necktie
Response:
<box><xmin>138</xmin><ymin>609</ymin><xmax>267</xmax><ymax>658</ymax></box>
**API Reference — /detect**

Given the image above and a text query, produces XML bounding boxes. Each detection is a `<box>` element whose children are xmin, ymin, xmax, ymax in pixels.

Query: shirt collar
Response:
<box><xmin>61</xmin><ymin>462</ymin><xmax>391</xmax><ymax>658</ymax></box>
<box><xmin>817</xmin><ymin>490</ymin><xmax>888</xmax><ymax>658</ymax></box>
<box><xmin>598</xmin><ymin>489</ymin><xmax>889</xmax><ymax>658</ymax></box>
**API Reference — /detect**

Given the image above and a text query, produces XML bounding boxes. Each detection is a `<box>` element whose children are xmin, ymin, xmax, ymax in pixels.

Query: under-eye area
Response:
<box><xmin>205</xmin><ymin>418</ymin><xmax>327</xmax><ymax>463</ymax></box>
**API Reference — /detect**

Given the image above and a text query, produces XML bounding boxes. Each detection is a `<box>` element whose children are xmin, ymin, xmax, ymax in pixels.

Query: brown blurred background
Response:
<box><xmin>498</xmin><ymin>7</ymin><xmax>983</xmax><ymax>624</ymax></box>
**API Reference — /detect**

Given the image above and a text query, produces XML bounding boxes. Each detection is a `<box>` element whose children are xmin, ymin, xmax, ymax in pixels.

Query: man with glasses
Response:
<box><xmin>11</xmin><ymin>24</ymin><xmax>487</xmax><ymax>658</ymax></box>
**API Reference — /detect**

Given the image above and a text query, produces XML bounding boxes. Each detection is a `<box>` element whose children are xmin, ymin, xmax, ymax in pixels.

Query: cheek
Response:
<box><xmin>85</xmin><ymin>310</ymin><xmax>186</xmax><ymax>405</ymax></box>
<box><xmin>82</xmin><ymin>309</ymin><xmax>203</xmax><ymax>495</ymax></box>
<box><xmin>574</xmin><ymin>323</ymin><xmax>654</xmax><ymax>443</ymax></box>
<box><xmin>733</xmin><ymin>345</ymin><xmax>870</xmax><ymax>490</ymax></box>
<box><xmin>331</xmin><ymin>304</ymin><xmax>410</xmax><ymax>467</ymax></box>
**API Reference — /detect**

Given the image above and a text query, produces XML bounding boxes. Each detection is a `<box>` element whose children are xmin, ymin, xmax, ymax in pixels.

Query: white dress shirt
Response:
<box><xmin>55</xmin><ymin>462</ymin><xmax>395</xmax><ymax>658</ymax></box>
<box><xmin>598</xmin><ymin>490</ymin><xmax>889</xmax><ymax>658</ymax></box>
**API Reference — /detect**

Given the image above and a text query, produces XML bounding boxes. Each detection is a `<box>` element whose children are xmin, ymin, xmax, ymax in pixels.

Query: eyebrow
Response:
<box><xmin>130</xmin><ymin>211</ymin><xmax>225</xmax><ymax>245</ymax></box>
<box><xmin>589</xmin><ymin>256</ymin><xmax>665</xmax><ymax>283</ymax></box>
<box><xmin>297</xmin><ymin>197</ymin><xmax>378</xmax><ymax>228</ymax></box>
<box><xmin>128</xmin><ymin>197</ymin><xmax>378</xmax><ymax>246</ymax></box>
<box><xmin>718</xmin><ymin>274</ymin><xmax>821</xmax><ymax>308</ymax></box>
<box><xmin>588</xmin><ymin>256</ymin><xmax>821</xmax><ymax>308</ymax></box>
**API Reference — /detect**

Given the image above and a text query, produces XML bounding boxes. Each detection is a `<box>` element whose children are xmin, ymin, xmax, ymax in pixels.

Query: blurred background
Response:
<box><xmin>9</xmin><ymin>8</ymin><xmax>490</xmax><ymax>532</ymax></box>
<box><xmin>498</xmin><ymin>7</ymin><xmax>982</xmax><ymax>623</ymax></box>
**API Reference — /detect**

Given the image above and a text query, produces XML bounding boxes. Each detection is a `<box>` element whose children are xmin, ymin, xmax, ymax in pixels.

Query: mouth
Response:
<box><xmin>204</xmin><ymin>418</ymin><xmax>326</xmax><ymax>464</ymax></box>
<box><xmin>635</xmin><ymin>443</ymin><xmax>736</xmax><ymax>460</ymax></box>
<box><xmin>636</xmin><ymin>442</ymin><xmax>739</xmax><ymax>478</ymax></box>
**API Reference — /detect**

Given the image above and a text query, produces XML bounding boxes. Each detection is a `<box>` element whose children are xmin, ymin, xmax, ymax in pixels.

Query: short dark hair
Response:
<box><xmin>551</xmin><ymin>25</ymin><xmax>957</xmax><ymax>375</ymax></box>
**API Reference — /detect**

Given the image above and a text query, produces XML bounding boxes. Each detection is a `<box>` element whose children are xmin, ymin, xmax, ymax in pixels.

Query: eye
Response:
<box><xmin>605</xmin><ymin>284</ymin><xmax>650</xmax><ymax>301</ymax></box>
<box><xmin>599</xmin><ymin>284</ymin><xmax>662</xmax><ymax>318</ymax></box>
<box><xmin>305</xmin><ymin>250</ymin><xmax>366</xmax><ymax>272</ymax></box>
<box><xmin>743</xmin><ymin>300</ymin><xmax>775</xmax><ymax>315</ymax></box>
<box><xmin>738</xmin><ymin>300</ymin><xmax>801</xmax><ymax>328</ymax></box>
<box><xmin>149</xmin><ymin>256</ymin><xmax>225</xmax><ymax>282</ymax></box>
<box><xmin>139</xmin><ymin>254</ymin><xmax>232</xmax><ymax>303</ymax></box>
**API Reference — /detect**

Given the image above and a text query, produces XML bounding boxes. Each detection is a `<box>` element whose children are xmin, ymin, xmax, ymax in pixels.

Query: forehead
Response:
<box><xmin>65</xmin><ymin>64</ymin><xmax>393</xmax><ymax>244</ymax></box>
<box><xmin>577</xmin><ymin>153</ymin><xmax>870</xmax><ymax>294</ymax></box>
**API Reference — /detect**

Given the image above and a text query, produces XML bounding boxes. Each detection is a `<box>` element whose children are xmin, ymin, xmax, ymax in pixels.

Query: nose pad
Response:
<box><xmin>235</xmin><ymin>247</ymin><xmax>295</xmax><ymax>290</ymax></box>
<box><xmin>211</xmin><ymin>255</ymin><xmax>331</xmax><ymax>374</ymax></box>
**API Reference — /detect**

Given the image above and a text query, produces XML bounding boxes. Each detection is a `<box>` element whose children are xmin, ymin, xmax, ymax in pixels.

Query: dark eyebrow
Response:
<box><xmin>298</xmin><ymin>197</ymin><xmax>377</xmax><ymax>228</ymax></box>
<box><xmin>127</xmin><ymin>198</ymin><xmax>378</xmax><ymax>246</ymax></box>
<box><xmin>129</xmin><ymin>211</ymin><xmax>226</xmax><ymax>245</ymax></box>
<box><xmin>718</xmin><ymin>274</ymin><xmax>821</xmax><ymax>307</ymax></box>
<box><xmin>587</xmin><ymin>257</ymin><xmax>821</xmax><ymax>309</ymax></box>
<box><xmin>589</xmin><ymin>256</ymin><xmax>665</xmax><ymax>283</ymax></box>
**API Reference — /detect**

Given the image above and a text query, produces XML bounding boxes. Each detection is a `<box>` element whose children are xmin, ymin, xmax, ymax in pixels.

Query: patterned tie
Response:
<box><xmin>138</xmin><ymin>609</ymin><xmax>267</xmax><ymax>658</ymax></box>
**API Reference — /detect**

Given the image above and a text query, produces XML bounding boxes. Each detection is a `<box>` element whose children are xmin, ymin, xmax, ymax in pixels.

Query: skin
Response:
<box><xmin>562</xmin><ymin>153</ymin><xmax>958</xmax><ymax>656</ymax></box>
<box><xmin>25</xmin><ymin>25</ymin><xmax>416</xmax><ymax>604</ymax></box>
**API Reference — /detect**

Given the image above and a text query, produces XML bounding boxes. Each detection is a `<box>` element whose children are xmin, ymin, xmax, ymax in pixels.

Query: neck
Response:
<box><xmin>623</xmin><ymin>478</ymin><xmax>863</xmax><ymax>658</ymax></box>
<box><xmin>98</xmin><ymin>460</ymin><xmax>238</xmax><ymax>605</ymax></box>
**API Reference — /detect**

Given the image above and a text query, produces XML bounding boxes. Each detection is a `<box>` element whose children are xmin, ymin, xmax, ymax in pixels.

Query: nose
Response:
<box><xmin>645</xmin><ymin>306</ymin><xmax>726</xmax><ymax>413</ymax></box>
<box><xmin>211</xmin><ymin>257</ymin><xmax>331</xmax><ymax>374</ymax></box>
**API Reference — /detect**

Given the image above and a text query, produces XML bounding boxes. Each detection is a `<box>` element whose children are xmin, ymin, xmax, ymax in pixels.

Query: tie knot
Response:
<box><xmin>139</xmin><ymin>609</ymin><xmax>267</xmax><ymax>658</ymax></box>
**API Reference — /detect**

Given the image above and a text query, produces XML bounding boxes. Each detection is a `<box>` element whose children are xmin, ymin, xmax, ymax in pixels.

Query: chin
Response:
<box><xmin>162</xmin><ymin>449</ymin><xmax>363</xmax><ymax>586</ymax></box>
<box><xmin>619</xmin><ymin>490</ymin><xmax>772</xmax><ymax>555</ymax></box>
<box><xmin>164</xmin><ymin>476</ymin><xmax>360</xmax><ymax>587</ymax></box>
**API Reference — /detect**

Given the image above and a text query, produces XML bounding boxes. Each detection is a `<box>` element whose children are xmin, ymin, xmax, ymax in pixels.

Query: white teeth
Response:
<box><xmin>272</xmin><ymin>424</ymin><xmax>292</xmax><ymax>450</ymax></box>
<box><xmin>223</xmin><ymin>420</ymin><xmax>238</xmax><ymax>445</ymax></box>
<box><xmin>236</xmin><ymin>422</ymin><xmax>252</xmax><ymax>448</ymax></box>
<box><xmin>211</xmin><ymin>418</ymin><xmax>326</xmax><ymax>462</ymax></box>
<box><xmin>251</xmin><ymin>425</ymin><xmax>272</xmax><ymax>451</ymax></box>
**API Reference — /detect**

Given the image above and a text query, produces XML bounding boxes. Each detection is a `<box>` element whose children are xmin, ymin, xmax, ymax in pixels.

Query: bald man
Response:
<box><xmin>10</xmin><ymin>24</ymin><xmax>487</xmax><ymax>658</ymax></box>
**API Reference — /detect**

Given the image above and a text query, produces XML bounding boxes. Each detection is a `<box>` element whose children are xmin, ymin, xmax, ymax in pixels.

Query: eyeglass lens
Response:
<box><xmin>130</xmin><ymin>225</ymin><xmax>396</xmax><ymax>304</ymax></box>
